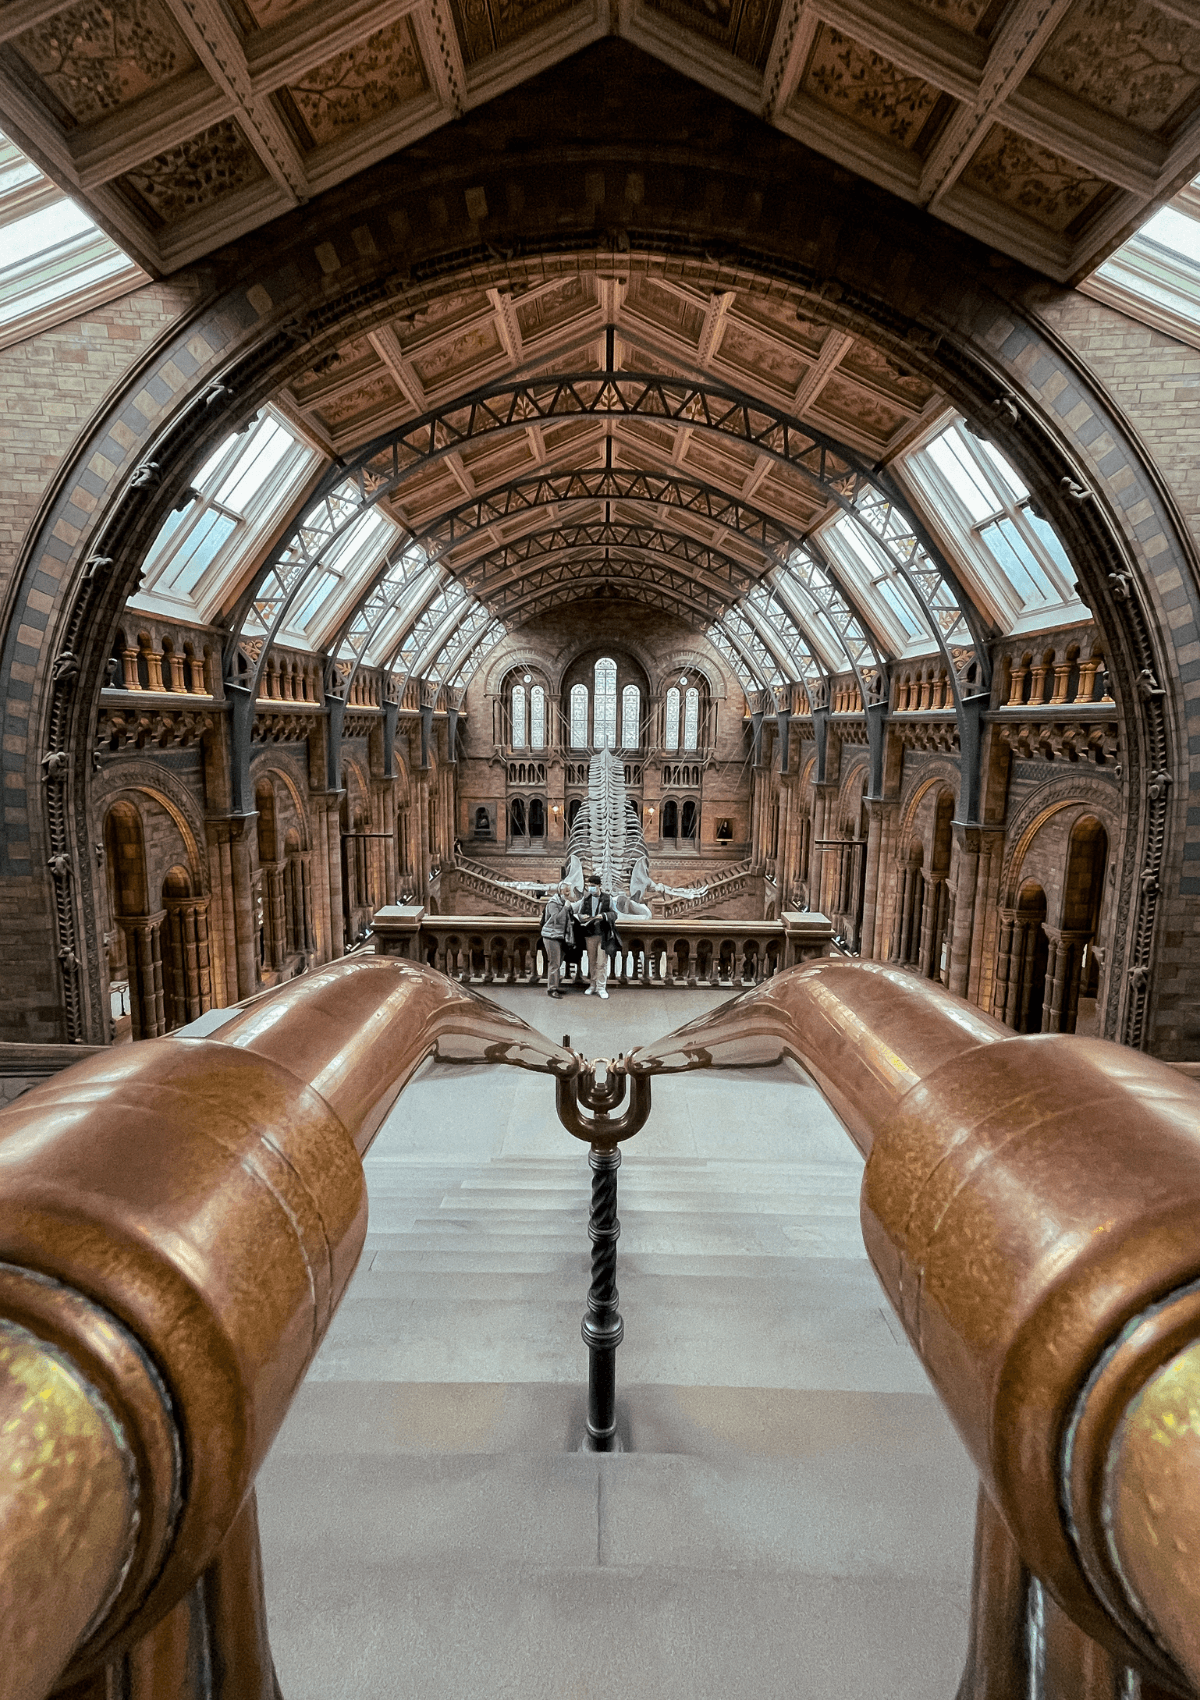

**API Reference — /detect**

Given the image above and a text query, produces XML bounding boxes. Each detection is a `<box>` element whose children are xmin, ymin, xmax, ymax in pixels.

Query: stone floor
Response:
<box><xmin>257</xmin><ymin>982</ymin><xmax>978</xmax><ymax>1699</ymax></box>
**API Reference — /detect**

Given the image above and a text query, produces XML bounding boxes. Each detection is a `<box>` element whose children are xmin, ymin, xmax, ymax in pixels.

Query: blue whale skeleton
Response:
<box><xmin>495</xmin><ymin>749</ymin><xmax>708</xmax><ymax>917</ymax></box>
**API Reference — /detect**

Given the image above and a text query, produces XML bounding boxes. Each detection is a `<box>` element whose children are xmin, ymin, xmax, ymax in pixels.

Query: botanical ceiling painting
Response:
<box><xmin>449</xmin><ymin>0</ymin><xmax>580</xmax><ymax>64</ymax></box>
<box><xmin>957</xmin><ymin>125</ymin><xmax>1110</xmax><ymax>233</ymax></box>
<box><xmin>11</xmin><ymin>0</ymin><xmax>195</xmax><ymax>124</ymax></box>
<box><xmin>282</xmin><ymin>18</ymin><xmax>427</xmax><ymax>150</ymax></box>
<box><xmin>117</xmin><ymin>120</ymin><xmax>266</xmax><ymax>224</ymax></box>
<box><xmin>2</xmin><ymin>0</ymin><xmax>1199</xmax><ymax>279</ymax></box>
<box><xmin>1033</xmin><ymin>0</ymin><xmax>1200</xmax><ymax>136</ymax></box>
<box><xmin>642</xmin><ymin>0</ymin><xmax>782</xmax><ymax>71</ymax></box>
<box><xmin>906</xmin><ymin>0</ymin><xmax>1005</xmax><ymax>36</ymax></box>
<box><xmin>801</xmin><ymin>26</ymin><xmax>949</xmax><ymax>153</ymax></box>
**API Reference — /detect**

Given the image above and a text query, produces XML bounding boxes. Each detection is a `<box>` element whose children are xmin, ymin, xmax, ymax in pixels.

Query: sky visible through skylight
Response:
<box><xmin>0</xmin><ymin>130</ymin><xmax>146</xmax><ymax>348</ymax></box>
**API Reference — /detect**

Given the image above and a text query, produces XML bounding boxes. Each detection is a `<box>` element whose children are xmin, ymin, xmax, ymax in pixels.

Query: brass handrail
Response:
<box><xmin>0</xmin><ymin>958</ymin><xmax>576</xmax><ymax>1700</ymax></box>
<box><xmin>624</xmin><ymin>958</ymin><xmax>1200</xmax><ymax>1698</ymax></box>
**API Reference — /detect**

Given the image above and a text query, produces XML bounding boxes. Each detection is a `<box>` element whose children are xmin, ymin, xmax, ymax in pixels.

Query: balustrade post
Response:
<box><xmin>582</xmin><ymin>1144</ymin><xmax>623</xmax><ymax>1451</ymax></box>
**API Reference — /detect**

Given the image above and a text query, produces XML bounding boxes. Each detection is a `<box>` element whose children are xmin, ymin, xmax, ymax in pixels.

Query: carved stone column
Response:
<box><xmin>1042</xmin><ymin>928</ymin><xmax>1091</xmax><ymax>1034</ymax></box>
<box><xmin>326</xmin><ymin>800</ymin><xmax>345</xmax><ymax>959</ymax></box>
<box><xmin>121</xmin><ymin>914</ymin><xmax>166</xmax><ymax>1040</ymax></box>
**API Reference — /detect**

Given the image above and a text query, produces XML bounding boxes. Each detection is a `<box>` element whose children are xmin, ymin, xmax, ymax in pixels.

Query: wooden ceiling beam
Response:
<box><xmin>160</xmin><ymin>0</ymin><xmax>309</xmax><ymax>201</ymax></box>
<box><xmin>920</xmin><ymin>0</ymin><xmax>1073</xmax><ymax>209</ymax></box>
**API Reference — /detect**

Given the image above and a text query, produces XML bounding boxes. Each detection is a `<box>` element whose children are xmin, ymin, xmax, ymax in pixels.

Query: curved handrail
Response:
<box><xmin>0</xmin><ymin>959</ymin><xmax>576</xmax><ymax>1700</ymax></box>
<box><xmin>624</xmin><ymin>958</ymin><xmax>1200</xmax><ymax>1695</ymax></box>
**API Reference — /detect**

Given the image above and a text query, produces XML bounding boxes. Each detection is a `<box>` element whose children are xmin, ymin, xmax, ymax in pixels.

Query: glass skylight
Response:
<box><xmin>821</xmin><ymin>514</ymin><xmax>929</xmax><ymax>651</ymax></box>
<box><xmin>0</xmin><ymin>131</ymin><xmax>145</xmax><ymax>350</ymax></box>
<box><xmin>1083</xmin><ymin>173</ymin><xmax>1200</xmax><ymax>349</ymax></box>
<box><xmin>133</xmin><ymin>409</ymin><xmax>322</xmax><ymax>625</ymax></box>
<box><xmin>899</xmin><ymin>420</ymin><xmax>1085</xmax><ymax>634</ymax></box>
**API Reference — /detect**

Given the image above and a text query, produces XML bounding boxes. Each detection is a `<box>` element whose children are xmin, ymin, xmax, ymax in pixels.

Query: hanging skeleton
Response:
<box><xmin>563</xmin><ymin>749</ymin><xmax>707</xmax><ymax>911</ymax></box>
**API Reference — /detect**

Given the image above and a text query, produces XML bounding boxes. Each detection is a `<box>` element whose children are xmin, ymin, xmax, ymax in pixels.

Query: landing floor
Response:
<box><xmin>258</xmin><ymin>985</ymin><xmax>977</xmax><ymax>1699</ymax></box>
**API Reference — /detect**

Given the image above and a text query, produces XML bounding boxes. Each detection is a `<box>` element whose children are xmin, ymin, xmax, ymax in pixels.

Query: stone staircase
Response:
<box><xmin>257</xmin><ymin>988</ymin><xmax>978</xmax><ymax>1700</ymax></box>
<box><xmin>444</xmin><ymin>854</ymin><xmax>545</xmax><ymax>915</ymax></box>
<box><xmin>658</xmin><ymin>858</ymin><xmax>756</xmax><ymax>918</ymax></box>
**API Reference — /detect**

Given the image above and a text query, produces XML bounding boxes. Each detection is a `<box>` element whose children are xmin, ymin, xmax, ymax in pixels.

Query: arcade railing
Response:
<box><xmin>2</xmin><ymin>957</ymin><xmax>1200</xmax><ymax>1700</ymax></box>
<box><xmin>371</xmin><ymin>905</ymin><xmax>835</xmax><ymax>988</ymax></box>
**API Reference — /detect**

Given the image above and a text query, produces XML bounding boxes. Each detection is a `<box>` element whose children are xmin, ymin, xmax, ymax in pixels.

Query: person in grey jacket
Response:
<box><xmin>540</xmin><ymin>882</ymin><xmax>573</xmax><ymax>999</ymax></box>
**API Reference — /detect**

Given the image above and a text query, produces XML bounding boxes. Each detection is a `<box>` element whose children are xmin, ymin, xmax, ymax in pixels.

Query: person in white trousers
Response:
<box><xmin>574</xmin><ymin>874</ymin><xmax>616</xmax><ymax>1000</ymax></box>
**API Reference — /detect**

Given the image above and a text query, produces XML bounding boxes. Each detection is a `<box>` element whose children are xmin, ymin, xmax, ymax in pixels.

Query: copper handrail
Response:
<box><xmin>0</xmin><ymin>958</ymin><xmax>576</xmax><ymax>1700</ymax></box>
<box><xmin>7</xmin><ymin>956</ymin><xmax>1200</xmax><ymax>1697</ymax></box>
<box><xmin>624</xmin><ymin>957</ymin><xmax>1200</xmax><ymax>1698</ymax></box>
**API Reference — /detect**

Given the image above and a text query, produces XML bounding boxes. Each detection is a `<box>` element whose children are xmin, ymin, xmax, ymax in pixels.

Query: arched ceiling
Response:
<box><xmin>218</xmin><ymin>255</ymin><xmax>994</xmax><ymax>701</ymax></box>
<box><xmin>4</xmin><ymin>0</ymin><xmax>1200</xmax><ymax>284</ymax></box>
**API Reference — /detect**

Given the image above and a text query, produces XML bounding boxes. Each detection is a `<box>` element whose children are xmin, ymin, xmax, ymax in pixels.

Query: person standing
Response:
<box><xmin>540</xmin><ymin>881</ymin><xmax>572</xmax><ymax>999</ymax></box>
<box><xmin>575</xmin><ymin>874</ymin><xmax>617</xmax><ymax>1000</ymax></box>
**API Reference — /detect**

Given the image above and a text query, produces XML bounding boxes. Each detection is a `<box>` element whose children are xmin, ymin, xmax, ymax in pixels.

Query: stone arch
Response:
<box><xmin>9</xmin><ymin>85</ymin><xmax>1196</xmax><ymax>1039</ymax></box>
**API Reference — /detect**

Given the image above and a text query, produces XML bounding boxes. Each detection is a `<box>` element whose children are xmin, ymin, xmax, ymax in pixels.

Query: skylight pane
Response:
<box><xmin>978</xmin><ymin>437</ymin><xmax>1029</xmax><ymax>502</ymax></box>
<box><xmin>926</xmin><ymin>433</ymin><xmax>997</xmax><ymax>522</ymax></box>
<box><xmin>0</xmin><ymin>131</ymin><xmax>145</xmax><ymax>349</ymax></box>
<box><xmin>981</xmin><ymin>518</ymin><xmax>1055</xmax><ymax>606</ymax></box>
<box><xmin>167</xmin><ymin>510</ymin><xmax>238</xmax><ymax>597</ymax></box>
<box><xmin>4</xmin><ymin>198</ymin><xmax>92</xmax><ymax>266</ymax></box>
<box><xmin>215</xmin><ymin>418</ymin><xmax>292</xmax><ymax>511</ymax></box>
<box><xmin>1141</xmin><ymin>205</ymin><xmax>1200</xmax><ymax>267</ymax></box>
<box><xmin>1025</xmin><ymin>509</ymin><xmax>1074</xmax><ymax>580</ymax></box>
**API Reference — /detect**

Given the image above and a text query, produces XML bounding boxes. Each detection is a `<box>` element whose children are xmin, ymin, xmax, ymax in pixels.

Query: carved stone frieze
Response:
<box><xmin>996</xmin><ymin>719</ymin><xmax>1119</xmax><ymax>766</ymax></box>
<box><xmin>97</xmin><ymin>703</ymin><xmax>217</xmax><ymax>753</ymax></box>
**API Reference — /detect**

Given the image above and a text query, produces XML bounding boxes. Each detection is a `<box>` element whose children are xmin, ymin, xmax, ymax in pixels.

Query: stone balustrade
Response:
<box><xmin>371</xmin><ymin>906</ymin><xmax>833</xmax><ymax>987</ymax></box>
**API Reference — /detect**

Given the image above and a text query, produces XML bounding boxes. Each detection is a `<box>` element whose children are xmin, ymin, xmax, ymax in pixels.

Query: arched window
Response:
<box><xmin>621</xmin><ymin>683</ymin><xmax>641</xmax><ymax>751</ymax></box>
<box><xmin>570</xmin><ymin>682</ymin><xmax>589</xmax><ymax>748</ymax></box>
<box><xmin>511</xmin><ymin>684</ymin><xmax>527</xmax><ymax>748</ymax></box>
<box><xmin>530</xmin><ymin>685</ymin><xmax>546</xmax><ymax>750</ymax></box>
<box><xmin>567</xmin><ymin>798</ymin><xmax>582</xmax><ymax>830</ymax></box>
<box><xmin>510</xmin><ymin>798</ymin><xmax>526</xmax><ymax>838</ymax></box>
<box><xmin>529</xmin><ymin>798</ymin><xmax>545</xmax><ymax>836</ymax></box>
<box><xmin>594</xmin><ymin>657</ymin><xmax>617</xmax><ymax>748</ymax></box>
<box><xmin>681</xmin><ymin>799</ymin><xmax>698</xmax><ymax>840</ymax></box>
<box><xmin>683</xmin><ymin>687</ymin><xmax>699</xmax><ymax>752</ymax></box>
<box><xmin>664</xmin><ymin>687</ymin><xmax>680</xmax><ymax>751</ymax></box>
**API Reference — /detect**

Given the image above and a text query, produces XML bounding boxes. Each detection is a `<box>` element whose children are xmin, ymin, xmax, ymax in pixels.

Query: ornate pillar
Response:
<box><xmin>810</xmin><ymin>783</ymin><xmax>831</xmax><ymax>913</ymax></box>
<box><xmin>300</xmin><ymin>854</ymin><xmax>314</xmax><ymax>953</ymax></box>
<box><xmin>948</xmin><ymin>829</ymin><xmax>982</xmax><ymax>998</ymax></box>
<box><xmin>266</xmin><ymin>865</ymin><xmax>286</xmax><ymax>969</ymax></box>
<box><xmin>1042</xmin><ymin>928</ymin><xmax>1091</xmax><ymax>1033</ymax></box>
<box><xmin>326</xmin><ymin>801</ymin><xmax>345</xmax><ymax>959</ymax></box>
<box><xmin>307</xmin><ymin>807</ymin><xmax>330</xmax><ymax>963</ymax></box>
<box><xmin>860</xmin><ymin>801</ymin><xmax>886</xmax><ymax>960</ymax></box>
<box><xmin>993</xmin><ymin>909</ymin><xmax>1017</xmax><ymax>1023</ymax></box>
<box><xmin>229</xmin><ymin>819</ymin><xmax>257</xmax><ymax>998</ymax></box>
<box><xmin>122</xmin><ymin>915</ymin><xmax>166</xmax><ymax>1040</ymax></box>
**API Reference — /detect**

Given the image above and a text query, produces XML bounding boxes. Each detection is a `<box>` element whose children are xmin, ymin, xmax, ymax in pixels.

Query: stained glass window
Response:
<box><xmin>570</xmin><ymin>683</ymin><xmax>589</xmax><ymax>748</ymax></box>
<box><xmin>683</xmin><ymin>688</ymin><xmax>699</xmax><ymax>752</ymax></box>
<box><xmin>511</xmin><ymin>684</ymin><xmax>527</xmax><ymax>748</ymax></box>
<box><xmin>664</xmin><ymin>687</ymin><xmax>680</xmax><ymax>751</ymax></box>
<box><xmin>530</xmin><ymin>686</ymin><xmax>546</xmax><ymax>750</ymax></box>
<box><xmin>621</xmin><ymin>684</ymin><xmax>641</xmax><ymax>750</ymax></box>
<box><xmin>594</xmin><ymin>658</ymin><xmax>617</xmax><ymax>748</ymax></box>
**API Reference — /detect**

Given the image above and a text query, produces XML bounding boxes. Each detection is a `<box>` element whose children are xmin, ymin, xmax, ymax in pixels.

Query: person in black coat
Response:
<box><xmin>573</xmin><ymin>873</ymin><xmax>618</xmax><ymax>1000</ymax></box>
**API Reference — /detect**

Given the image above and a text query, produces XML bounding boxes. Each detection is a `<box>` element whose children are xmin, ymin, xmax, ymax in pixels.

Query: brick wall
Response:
<box><xmin>0</xmin><ymin>280</ymin><xmax>200</xmax><ymax>616</ymax></box>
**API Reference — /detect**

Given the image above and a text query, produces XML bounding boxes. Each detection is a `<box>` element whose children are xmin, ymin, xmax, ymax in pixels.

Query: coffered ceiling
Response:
<box><xmin>3</xmin><ymin>0</ymin><xmax>1199</xmax><ymax>280</ymax></box>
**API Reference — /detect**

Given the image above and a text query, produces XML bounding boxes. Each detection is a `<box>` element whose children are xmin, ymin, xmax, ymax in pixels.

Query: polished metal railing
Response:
<box><xmin>3</xmin><ymin>957</ymin><xmax>1200</xmax><ymax>1699</ymax></box>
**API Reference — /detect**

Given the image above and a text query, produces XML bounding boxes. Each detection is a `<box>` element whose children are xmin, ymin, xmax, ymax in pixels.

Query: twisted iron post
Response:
<box><xmin>554</xmin><ymin>1038</ymin><xmax>650</xmax><ymax>1453</ymax></box>
<box><xmin>583</xmin><ymin>1145</ymin><xmax>623</xmax><ymax>1450</ymax></box>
